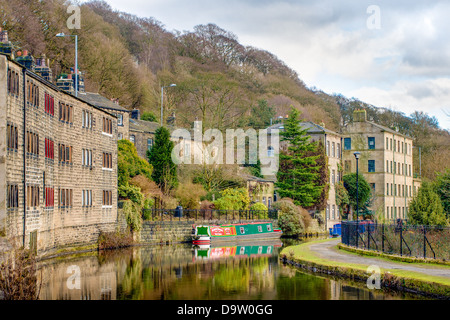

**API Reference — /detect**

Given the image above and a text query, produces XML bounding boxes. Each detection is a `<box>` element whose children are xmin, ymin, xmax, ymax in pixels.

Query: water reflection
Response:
<box><xmin>36</xmin><ymin>239</ymin><xmax>423</xmax><ymax>300</ymax></box>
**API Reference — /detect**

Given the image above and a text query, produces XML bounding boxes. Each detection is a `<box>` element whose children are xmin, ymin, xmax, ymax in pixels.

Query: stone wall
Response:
<box><xmin>139</xmin><ymin>220</ymin><xmax>279</xmax><ymax>245</ymax></box>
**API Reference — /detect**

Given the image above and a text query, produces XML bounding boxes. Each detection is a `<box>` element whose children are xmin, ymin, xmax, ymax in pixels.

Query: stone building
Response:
<box><xmin>0</xmin><ymin>53</ymin><xmax>119</xmax><ymax>255</ymax></box>
<box><xmin>246</xmin><ymin>175</ymin><xmax>275</xmax><ymax>208</ymax></box>
<box><xmin>267</xmin><ymin>121</ymin><xmax>342</xmax><ymax>231</ymax></box>
<box><xmin>78</xmin><ymin>92</ymin><xmax>130</xmax><ymax>141</ymax></box>
<box><xmin>341</xmin><ymin>110</ymin><xmax>421</xmax><ymax>221</ymax></box>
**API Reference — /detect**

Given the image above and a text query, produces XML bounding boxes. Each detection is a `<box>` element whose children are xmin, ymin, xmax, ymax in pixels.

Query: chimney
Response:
<box><xmin>353</xmin><ymin>109</ymin><xmax>367</xmax><ymax>122</ymax></box>
<box><xmin>131</xmin><ymin>109</ymin><xmax>140</xmax><ymax>120</ymax></box>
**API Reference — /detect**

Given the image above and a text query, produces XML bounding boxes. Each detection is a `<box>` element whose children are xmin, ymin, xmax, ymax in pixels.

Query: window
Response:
<box><xmin>102</xmin><ymin>117</ymin><xmax>113</xmax><ymax>135</ymax></box>
<box><xmin>147</xmin><ymin>138</ymin><xmax>153</xmax><ymax>151</ymax></box>
<box><xmin>344</xmin><ymin>138</ymin><xmax>351</xmax><ymax>150</ymax></box>
<box><xmin>27</xmin><ymin>80</ymin><xmax>39</xmax><ymax>107</ymax></box>
<box><xmin>26</xmin><ymin>131</ymin><xmax>39</xmax><ymax>156</ymax></box>
<box><xmin>103</xmin><ymin>152</ymin><xmax>113</xmax><ymax>169</ymax></box>
<box><xmin>332</xmin><ymin>142</ymin><xmax>335</xmax><ymax>157</ymax></box>
<box><xmin>268</xmin><ymin>146</ymin><xmax>275</xmax><ymax>158</ymax></box>
<box><xmin>257</xmin><ymin>226</ymin><xmax>262</xmax><ymax>232</ymax></box>
<box><xmin>326</xmin><ymin>205</ymin><xmax>330</xmax><ymax>219</ymax></box>
<box><xmin>82</xmin><ymin>149</ymin><xmax>93</xmax><ymax>166</ymax></box>
<box><xmin>262</xmin><ymin>197</ymin><xmax>266</xmax><ymax>205</ymax></box>
<box><xmin>6</xmin><ymin>123</ymin><xmax>18</xmax><ymax>150</ymax></box>
<box><xmin>409</xmin><ymin>165</ymin><xmax>411</xmax><ymax>177</ymax></box>
<box><xmin>82</xmin><ymin>110</ymin><xmax>93</xmax><ymax>129</ymax></box>
<box><xmin>103</xmin><ymin>190</ymin><xmax>113</xmax><ymax>206</ymax></box>
<box><xmin>118</xmin><ymin>133</ymin><xmax>123</xmax><ymax>140</ymax></box>
<box><xmin>394</xmin><ymin>139</ymin><xmax>396</xmax><ymax>152</ymax></box>
<box><xmin>7</xmin><ymin>69</ymin><xmax>20</xmax><ymax>96</ymax></box>
<box><xmin>387</xmin><ymin>183</ymin><xmax>389</xmax><ymax>196</ymax></box>
<box><xmin>390</xmin><ymin>138</ymin><xmax>392</xmax><ymax>150</ymax></box>
<box><xmin>326</xmin><ymin>141</ymin><xmax>330</xmax><ymax>155</ymax></box>
<box><xmin>368</xmin><ymin>160</ymin><xmax>375</xmax><ymax>173</ymax></box>
<box><xmin>402</xmin><ymin>185</ymin><xmax>405</xmax><ymax>197</ymax></box>
<box><xmin>337</xmin><ymin>143</ymin><xmax>340</xmax><ymax>158</ymax></box>
<box><xmin>386</xmin><ymin>160</ymin><xmax>389</xmax><ymax>173</ymax></box>
<box><xmin>45</xmin><ymin>93</ymin><xmax>55</xmax><ymax>116</ymax></box>
<box><xmin>130</xmin><ymin>135</ymin><xmax>135</xmax><ymax>144</ymax></box>
<box><xmin>368</xmin><ymin>137</ymin><xmax>375</xmax><ymax>150</ymax></box>
<box><xmin>27</xmin><ymin>185</ymin><xmax>40</xmax><ymax>208</ymax></box>
<box><xmin>268</xmin><ymin>197</ymin><xmax>272</xmax><ymax>208</ymax></box>
<box><xmin>117</xmin><ymin>113</ymin><xmax>123</xmax><ymax>126</ymax></box>
<box><xmin>59</xmin><ymin>188</ymin><xmax>73</xmax><ymax>207</ymax></box>
<box><xmin>240</xmin><ymin>227</ymin><xmax>245</xmax><ymax>234</ymax></box>
<box><xmin>331</xmin><ymin>170</ymin><xmax>335</xmax><ymax>185</ymax></box>
<box><xmin>58</xmin><ymin>144</ymin><xmax>73</xmax><ymax>164</ymax></box>
<box><xmin>82</xmin><ymin>190</ymin><xmax>92</xmax><ymax>207</ymax></box>
<box><xmin>370</xmin><ymin>183</ymin><xmax>376</xmax><ymax>193</ymax></box>
<box><xmin>332</xmin><ymin>205</ymin><xmax>336</xmax><ymax>219</ymax></box>
<box><xmin>45</xmin><ymin>187</ymin><xmax>54</xmax><ymax>208</ymax></box>
<box><xmin>344</xmin><ymin>160</ymin><xmax>351</xmax><ymax>173</ymax></box>
<box><xmin>7</xmin><ymin>185</ymin><xmax>19</xmax><ymax>209</ymax></box>
<box><xmin>45</xmin><ymin>138</ymin><xmax>54</xmax><ymax>160</ymax></box>
<box><xmin>266</xmin><ymin>224</ymin><xmax>272</xmax><ymax>231</ymax></box>
<box><xmin>386</xmin><ymin>137</ymin><xmax>389</xmax><ymax>150</ymax></box>
<box><xmin>59</xmin><ymin>102</ymin><xmax>73</xmax><ymax>123</ymax></box>
<box><xmin>402</xmin><ymin>142</ymin><xmax>404</xmax><ymax>154</ymax></box>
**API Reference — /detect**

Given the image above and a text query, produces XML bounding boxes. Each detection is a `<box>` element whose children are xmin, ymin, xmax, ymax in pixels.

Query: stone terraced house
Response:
<box><xmin>0</xmin><ymin>53</ymin><xmax>119</xmax><ymax>255</ymax></box>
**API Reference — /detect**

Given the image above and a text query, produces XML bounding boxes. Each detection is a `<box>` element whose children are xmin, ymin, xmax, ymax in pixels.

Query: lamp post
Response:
<box><xmin>354</xmin><ymin>151</ymin><xmax>361</xmax><ymax>247</ymax></box>
<box><xmin>161</xmin><ymin>84</ymin><xmax>176</xmax><ymax>126</ymax></box>
<box><xmin>56</xmin><ymin>33</ymin><xmax>78</xmax><ymax>97</ymax></box>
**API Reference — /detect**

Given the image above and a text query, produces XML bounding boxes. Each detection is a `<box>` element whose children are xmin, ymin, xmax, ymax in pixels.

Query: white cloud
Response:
<box><xmin>90</xmin><ymin>0</ymin><xmax>450</xmax><ymax>129</ymax></box>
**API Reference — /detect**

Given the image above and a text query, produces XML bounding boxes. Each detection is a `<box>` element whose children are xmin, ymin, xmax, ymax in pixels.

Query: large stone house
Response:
<box><xmin>267</xmin><ymin>121</ymin><xmax>342</xmax><ymax>231</ymax></box>
<box><xmin>341</xmin><ymin>110</ymin><xmax>421</xmax><ymax>221</ymax></box>
<box><xmin>0</xmin><ymin>53</ymin><xmax>119</xmax><ymax>255</ymax></box>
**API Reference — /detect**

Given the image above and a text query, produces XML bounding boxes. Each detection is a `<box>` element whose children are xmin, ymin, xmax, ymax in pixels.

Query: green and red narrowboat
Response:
<box><xmin>192</xmin><ymin>222</ymin><xmax>282</xmax><ymax>245</ymax></box>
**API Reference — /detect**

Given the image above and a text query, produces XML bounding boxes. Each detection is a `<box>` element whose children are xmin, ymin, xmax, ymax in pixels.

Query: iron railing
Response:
<box><xmin>142</xmin><ymin>208</ymin><xmax>278</xmax><ymax>222</ymax></box>
<box><xmin>341</xmin><ymin>220</ymin><xmax>450</xmax><ymax>261</ymax></box>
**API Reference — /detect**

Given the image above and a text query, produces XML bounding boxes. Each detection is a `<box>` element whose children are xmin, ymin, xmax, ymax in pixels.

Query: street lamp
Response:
<box><xmin>354</xmin><ymin>151</ymin><xmax>361</xmax><ymax>248</ymax></box>
<box><xmin>161</xmin><ymin>84</ymin><xmax>176</xmax><ymax>126</ymax></box>
<box><xmin>353</xmin><ymin>152</ymin><xmax>361</xmax><ymax>221</ymax></box>
<box><xmin>56</xmin><ymin>32</ymin><xmax>78</xmax><ymax>97</ymax></box>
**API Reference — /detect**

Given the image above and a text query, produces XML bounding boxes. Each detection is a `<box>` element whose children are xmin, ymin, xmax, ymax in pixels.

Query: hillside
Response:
<box><xmin>1</xmin><ymin>0</ymin><xmax>448</xmax><ymax>180</ymax></box>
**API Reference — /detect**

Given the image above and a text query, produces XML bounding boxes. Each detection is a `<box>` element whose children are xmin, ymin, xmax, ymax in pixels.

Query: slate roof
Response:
<box><xmin>77</xmin><ymin>92</ymin><xmax>130</xmax><ymax>112</ymax></box>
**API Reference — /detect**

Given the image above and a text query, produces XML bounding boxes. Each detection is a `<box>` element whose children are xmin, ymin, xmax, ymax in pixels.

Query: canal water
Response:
<box><xmin>36</xmin><ymin>238</ymin><xmax>424</xmax><ymax>300</ymax></box>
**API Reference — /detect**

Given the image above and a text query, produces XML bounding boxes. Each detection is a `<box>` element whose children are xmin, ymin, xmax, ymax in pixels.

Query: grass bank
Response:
<box><xmin>280</xmin><ymin>238</ymin><xmax>450</xmax><ymax>299</ymax></box>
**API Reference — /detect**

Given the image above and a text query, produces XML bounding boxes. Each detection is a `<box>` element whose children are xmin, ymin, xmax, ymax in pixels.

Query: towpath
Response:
<box><xmin>308</xmin><ymin>239</ymin><xmax>450</xmax><ymax>279</ymax></box>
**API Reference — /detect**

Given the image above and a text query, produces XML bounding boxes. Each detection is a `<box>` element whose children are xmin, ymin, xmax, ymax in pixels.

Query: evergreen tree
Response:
<box><xmin>409</xmin><ymin>181</ymin><xmax>448</xmax><ymax>226</ymax></box>
<box><xmin>147</xmin><ymin>126</ymin><xmax>178</xmax><ymax>192</ymax></box>
<box><xmin>342</xmin><ymin>173</ymin><xmax>371</xmax><ymax>219</ymax></box>
<box><xmin>434</xmin><ymin>169</ymin><xmax>450</xmax><ymax>219</ymax></box>
<box><xmin>275</xmin><ymin>107</ymin><xmax>324</xmax><ymax>208</ymax></box>
<box><xmin>248</xmin><ymin>99</ymin><xmax>276</xmax><ymax>129</ymax></box>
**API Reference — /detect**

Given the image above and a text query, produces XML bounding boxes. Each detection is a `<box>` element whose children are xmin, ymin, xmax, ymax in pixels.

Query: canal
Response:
<box><xmin>36</xmin><ymin>238</ymin><xmax>425</xmax><ymax>300</ymax></box>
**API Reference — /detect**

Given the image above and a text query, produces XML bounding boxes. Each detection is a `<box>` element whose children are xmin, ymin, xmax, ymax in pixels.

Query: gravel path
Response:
<box><xmin>309</xmin><ymin>239</ymin><xmax>450</xmax><ymax>279</ymax></box>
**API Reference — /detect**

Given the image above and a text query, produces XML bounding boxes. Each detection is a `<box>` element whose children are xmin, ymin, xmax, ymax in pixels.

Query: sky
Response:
<box><xmin>89</xmin><ymin>0</ymin><xmax>450</xmax><ymax>130</ymax></box>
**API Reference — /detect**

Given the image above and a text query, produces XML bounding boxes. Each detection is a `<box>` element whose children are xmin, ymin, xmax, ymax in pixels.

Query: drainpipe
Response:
<box><xmin>22</xmin><ymin>68</ymin><xmax>27</xmax><ymax>248</ymax></box>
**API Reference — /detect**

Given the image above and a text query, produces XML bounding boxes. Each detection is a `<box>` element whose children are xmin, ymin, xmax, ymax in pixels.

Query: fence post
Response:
<box><xmin>381</xmin><ymin>224</ymin><xmax>384</xmax><ymax>253</ymax></box>
<box><xmin>400</xmin><ymin>221</ymin><xmax>403</xmax><ymax>256</ymax></box>
<box><xmin>423</xmin><ymin>226</ymin><xmax>426</xmax><ymax>259</ymax></box>
<box><xmin>367</xmin><ymin>222</ymin><xmax>370</xmax><ymax>250</ymax></box>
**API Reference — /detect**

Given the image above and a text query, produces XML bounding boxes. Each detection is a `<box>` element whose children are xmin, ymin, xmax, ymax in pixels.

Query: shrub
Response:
<box><xmin>213</xmin><ymin>188</ymin><xmax>250</xmax><ymax>211</ymax></box>
<box><xmin>250</xmin><ymin>202</ymin><xmax>268</xmax><ymax>219</ymax></box>
<box><xmin>272</xmin><ymin>199</ymin><xmax>305</xmax><ymax>236</ymax></box>
<box><xmin>175</xmin><ymin>182</ymin><xmax>207</xmax><ymax>209</ymax></box>
<box><xmin>98</xmin><ymin>231</ymin><xmax>134</xmax><ymax>250</ymax></box>
<box><xmin>118</xmin><ymin>184</ymin><xmax>143</xmax><ymax>206</ymax></box>
<box><xmin>0</xmin><ymin>249</ymin><xmax>40</xmax><ymax>300</ymax></box>
<box><xmin>122</xmin><ymin>200</ymin><xmax>142</xmax><ymax>231</ymax></box>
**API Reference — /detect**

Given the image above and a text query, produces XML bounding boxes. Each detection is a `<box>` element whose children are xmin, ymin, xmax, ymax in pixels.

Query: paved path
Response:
<box><xmin>309</xmin><ymin>239</ymin><xmax>450</xmax><ymax>279</ymax></box>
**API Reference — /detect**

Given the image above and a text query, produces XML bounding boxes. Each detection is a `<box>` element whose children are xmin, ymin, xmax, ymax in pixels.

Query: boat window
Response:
<box><xmin>257</xmin><ymin>226</ymin><xmax>262</xmax><ymax>232</ymax></box>
<box><xmin>240</xmin><ymin>227</ymin><xmax>245</xmax><ymax>234</ymax></box>
<box><xmin>258</xmin><ymin>246</ymin><xmax>263</xmax><ymax>254</ymax></box>
<box><xmin>267</xmin><ymin>246</ymin><xmax>272</xmax><ymax>254</ymax></box>
<box><xmin>266</xmin><ymin>225</ymin><xmax>271</xmax><ymax>231</ymax></box>
<box><xmin>240</xmin><ymin>247</ymin><xmax>245</xmax><ymax>255</ymax></box>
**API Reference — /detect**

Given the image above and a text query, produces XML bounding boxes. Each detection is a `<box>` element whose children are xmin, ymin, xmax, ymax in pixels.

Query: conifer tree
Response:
<box><xmin>275</xmin><ymin>107</ymin><xmax>324</xmax><ymax>208</ymax></box>
<box><xmin>409</xmin><ymin>181</ymin><xmax>447</xmax><ymax>226</ymax></box>
<box><xmin>147</xmin><ymin>126</ymin><xmax>178</xmax><ymax>192</ymax></box>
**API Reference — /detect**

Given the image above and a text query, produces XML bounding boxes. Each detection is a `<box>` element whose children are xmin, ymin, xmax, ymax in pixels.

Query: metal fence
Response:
<box><xmin>142</xmin><ymin>208</ymin><xmax>278</xmax><ymax>222</ymax></box>
<box><xmin>341</xmin><ymin>220</ymin><xmax>450</xmax><ymax>261</ymax></box>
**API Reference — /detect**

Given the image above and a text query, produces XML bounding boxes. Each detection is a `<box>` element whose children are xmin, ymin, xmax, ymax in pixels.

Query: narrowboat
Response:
<box><xmin>192</xmin><ymin>222</ymin><xmax>282</xmax><ymax>245</ymax></box>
